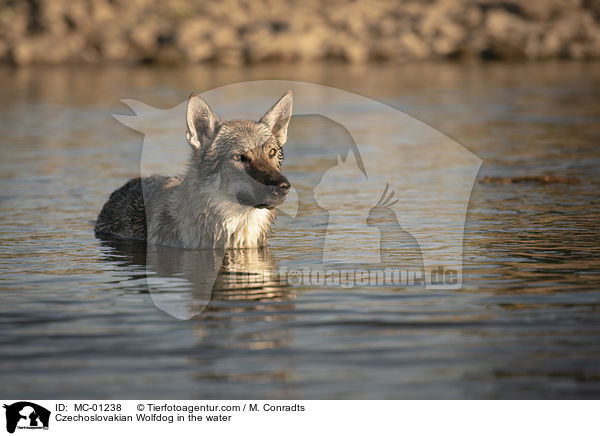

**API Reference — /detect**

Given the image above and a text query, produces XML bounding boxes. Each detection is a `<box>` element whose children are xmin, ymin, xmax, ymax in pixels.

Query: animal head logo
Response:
<box><xmin>112</xmin><ymin>80</ymin><xmax>481</xmax><ymax>318</ymax></box>
<box><xmin>3</xmin><ymin>402</ymin><xmax>50</xmax><ymax>434</ymax></box>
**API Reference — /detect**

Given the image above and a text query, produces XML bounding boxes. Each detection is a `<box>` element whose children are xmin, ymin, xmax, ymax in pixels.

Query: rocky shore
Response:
<box><xmin>2</xmin><ymin>0</ymin><xmax>600</xmax><ymax>65</ymax></box>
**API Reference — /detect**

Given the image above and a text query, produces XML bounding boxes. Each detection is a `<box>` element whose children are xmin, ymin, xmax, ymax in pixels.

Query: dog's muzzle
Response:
<box><xmin>237</xmin><ymin>179</ymin><xmax>291</xmax><ymax>209</ymax></box>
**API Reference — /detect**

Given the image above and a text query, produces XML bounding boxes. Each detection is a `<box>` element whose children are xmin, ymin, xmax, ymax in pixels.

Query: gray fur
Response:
<box><xmin>95</xmin><ymin>91</ymin><xmax>293</xmax><ymax>249</ymax></box>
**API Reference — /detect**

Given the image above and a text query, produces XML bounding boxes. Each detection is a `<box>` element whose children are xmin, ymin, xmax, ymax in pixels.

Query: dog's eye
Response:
<box><xmin>232</xmin><ymin>154</ymin><xmax>242</xmax><ymax>162</ymax></box>
<box><xmin>268</xmin><ymin>148</ymin><xmax>278</xmax><ymax>158</ymax></box>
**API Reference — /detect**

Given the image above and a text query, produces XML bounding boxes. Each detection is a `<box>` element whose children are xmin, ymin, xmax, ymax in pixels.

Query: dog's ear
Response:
<box><xmin>260</xmin><ymin>90</ymin><xmax>293</xmax><ymax>145</ymax></box>
<box><xmin>186</xmin><ymin>93</ymin><xmax>221</xmax><ymax>150</ymax></box>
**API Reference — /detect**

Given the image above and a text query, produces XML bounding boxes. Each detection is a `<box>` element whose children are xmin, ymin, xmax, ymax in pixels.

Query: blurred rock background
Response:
<box><xmin>2</xmin><ymin>0</ymin><xmax>600</xmax><ymax>66</ymax></box>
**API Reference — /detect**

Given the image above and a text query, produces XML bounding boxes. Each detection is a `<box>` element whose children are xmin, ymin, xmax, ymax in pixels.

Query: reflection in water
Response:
<box><xmin>96</xmin><ymin>233</ymin><xmax>298</xmax><ymax>395</ymax></box>
<box><xmin>146</xmin><ymin>245</ymin><xmax>224</xmax><ymax>320</ymax></box>
<box><xmin>97</xmin><ymin>234</ymin><xmax>289</xmax><ymax>319</ymax></box>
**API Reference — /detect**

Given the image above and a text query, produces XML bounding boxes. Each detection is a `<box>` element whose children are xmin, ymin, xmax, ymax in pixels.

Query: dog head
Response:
<box><xmin>185</xmin><ymin>91</ymin><xmax>293</xmax><ymax>210</ymax></box>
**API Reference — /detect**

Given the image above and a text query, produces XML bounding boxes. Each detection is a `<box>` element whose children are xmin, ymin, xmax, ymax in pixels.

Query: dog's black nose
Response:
<box><xmin>270</xmin><ymin>178</ymin><xmax>290</xmax><ymax>197</ymax></box>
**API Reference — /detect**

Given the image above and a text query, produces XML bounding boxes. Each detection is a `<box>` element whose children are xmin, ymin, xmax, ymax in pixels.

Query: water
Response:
<box><xmin>1</xmin><ymin>62</ymin><xmax>600</xmax><ymax>399</ymax></box>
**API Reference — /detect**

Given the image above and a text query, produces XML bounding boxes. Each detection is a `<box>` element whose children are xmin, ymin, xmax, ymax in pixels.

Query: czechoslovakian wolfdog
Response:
<box><xmin>95</xmin><ymin>91</ymin><xmax>293</xmax><ymax>249</ymax></box>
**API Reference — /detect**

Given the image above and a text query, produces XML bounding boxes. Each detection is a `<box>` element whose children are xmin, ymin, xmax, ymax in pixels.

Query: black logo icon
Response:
<box><xmin>3</xmin><ymin>402</ymin><xmax>50</xmax><ymax>434</ymax></box>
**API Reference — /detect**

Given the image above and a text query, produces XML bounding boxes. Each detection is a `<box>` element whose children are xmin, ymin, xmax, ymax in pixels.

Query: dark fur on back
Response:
<box><xmin>95</xmin><ymin>175</ymin><xmax>180</xmax><ymax>241</ymax></box>
<box><xmin>95</xmin><ymin>178</ymin><xmax>147</xmax><ymax>240</ymax></box>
